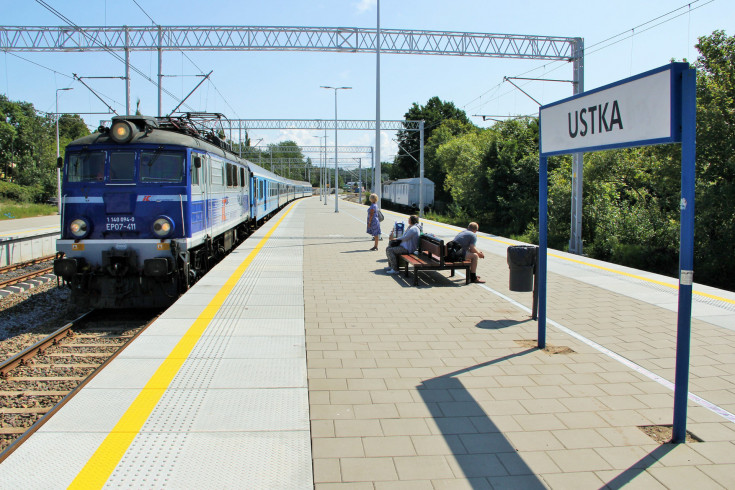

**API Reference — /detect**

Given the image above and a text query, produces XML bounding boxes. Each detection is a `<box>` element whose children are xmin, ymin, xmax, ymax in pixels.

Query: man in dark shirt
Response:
<box><xmin>453</xmin><ymin>222</ymin><xmax>485</xmax><ymax>283</ymax></box>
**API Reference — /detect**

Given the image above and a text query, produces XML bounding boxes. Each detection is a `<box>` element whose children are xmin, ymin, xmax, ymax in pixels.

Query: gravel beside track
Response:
<box><xmin>0</xmin><ymin>279</ymin><xmax>158</xmax><ymax>454</ymax></box>
<box><xmin>0</xmin><ymin>259</ymin><xmax>55</xmax><ymax>284</ymax></box>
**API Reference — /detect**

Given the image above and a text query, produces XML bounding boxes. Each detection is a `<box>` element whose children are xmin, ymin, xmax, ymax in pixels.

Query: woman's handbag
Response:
<box><xmin>378</xmin><ymin>210</ymin><xmax>384</xmax><ymax>222</ymax></box>
<box><xmin>389</xmin><ymin>239</ymin><xmax>401</xmax><ymax>247</ymax></box>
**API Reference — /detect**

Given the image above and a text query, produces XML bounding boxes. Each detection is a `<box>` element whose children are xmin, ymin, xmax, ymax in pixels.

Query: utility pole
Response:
<box><xmin>55</xmin><ymin>87</ymin><xmax>73</xmax><ymax>214</ymax></box>
<box><xmin>320</xmin><ymin>86</ymin><xmax>351</xmax><ymax>213</ymax></box>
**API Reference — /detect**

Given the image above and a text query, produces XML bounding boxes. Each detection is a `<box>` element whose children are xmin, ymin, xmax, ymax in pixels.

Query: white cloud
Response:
<box><xmin>355</xmin><ymin>0</ymin><xmax>376</xmax><ymax>14</ymax></box>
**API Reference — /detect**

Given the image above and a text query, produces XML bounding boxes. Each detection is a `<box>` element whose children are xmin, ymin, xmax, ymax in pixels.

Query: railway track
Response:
<box><xmin>0</xmin><ymin>309</ymin><xmax>159</xmax><ymax>459</ymax></box>
<box><xmin>0</xmin><ymin>266</ymin><xmax>54</xmax><ymax>290</ymax></box>
<box><xmin>0</xmin><ymin>254</ymin><xmax>56</xmax><ymax>276</ymax></box>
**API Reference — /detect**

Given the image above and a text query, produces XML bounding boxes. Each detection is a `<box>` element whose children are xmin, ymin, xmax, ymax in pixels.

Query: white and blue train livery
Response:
<box><xmin>54</xmin><ymin>114</ymin><xmax>312</xmax><ymax>308</ymax></box>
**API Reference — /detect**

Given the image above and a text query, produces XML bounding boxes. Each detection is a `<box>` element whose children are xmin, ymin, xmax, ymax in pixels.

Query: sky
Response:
<box><xmin>1</xmin><ymin>0</ymin><xmax>733</xmax><ymax>167</ymax></box>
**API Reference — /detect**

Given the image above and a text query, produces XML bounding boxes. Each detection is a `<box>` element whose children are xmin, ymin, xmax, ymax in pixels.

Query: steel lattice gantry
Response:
<box><xmin>228</xmin><ymin>119</ymin><xmax>419</xmax><ymax>131</ymax></box>
<box><xmin>0</xmin><ymin>24</ymin><xmax>585</xmax><ymax>251</ymax></box>
<box><xmin>242</xmin><ymin>145</ymin><xmax>373</xmax><ymax>154</ymax></box>
<box><xmin>0</xmin><ymin>26</ymin><xmax>579</xmax><ymax>60</ymax></box>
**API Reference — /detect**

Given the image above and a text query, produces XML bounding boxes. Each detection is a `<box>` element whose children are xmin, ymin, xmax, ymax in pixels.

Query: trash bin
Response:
<box><xmin>507</xmin><ymin>245</ymin><xmax>537</xmax><ymax>292</ymax></box>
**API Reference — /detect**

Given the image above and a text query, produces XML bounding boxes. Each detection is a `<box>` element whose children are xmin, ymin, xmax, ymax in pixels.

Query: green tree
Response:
<box><xmin>484</xmin><ymin>118</ymin><xmax>540</xmax><ymax>236</ymax></box>
<box><xmin>580</xmin><ymin>148</ymin><xmax>680</xmax><ymax>274</ymax></box>
<box><xmin>0</xmin><ymin>95</ymin><xmax>55</xmax><ymax>199</ymax></box>
<box><xmin>435</xmin><ymin>129</ymin><xmax>494</xmax><ymax>225</ymax></box>
<box><xmin>58</xmin><ymin>114</ymin><xmax>90</xmax><ymax>141</ymax></box>
<box><xmin>692</xmin><ymin>30</ymin><xmax>735</xmax><ymax>289</ymax></box>
<box><xmin>425</xmin><ymin>119</ymin><xmax>478</xmax><ymax>205</ymax></box>
<box><xmin>394</xmin><ymin>96</ymin><xmax>472</xmax><ymax>180</ymax></box>
<box><xmin>268</xmin><ymin>141</ymin><xmax>306</xmax><ymax>180</ymax></box>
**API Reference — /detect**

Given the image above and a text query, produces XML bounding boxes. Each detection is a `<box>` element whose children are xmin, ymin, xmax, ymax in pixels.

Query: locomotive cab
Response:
<box><xmin>56</xmin><ymin>116</ymin><xmax>191</xmax><ymax>308</ymax></box>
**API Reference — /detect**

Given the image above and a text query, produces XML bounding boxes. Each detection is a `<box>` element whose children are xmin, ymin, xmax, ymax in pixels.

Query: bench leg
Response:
<box><xmin>450</xmin><ymin>268</ymin><xmax>455</xmax><ymax>277</ymax></box>
<box><xmin>414</xmin><ymin>268</ymin><xmax>419</xmax><ymax>286</ymax></box>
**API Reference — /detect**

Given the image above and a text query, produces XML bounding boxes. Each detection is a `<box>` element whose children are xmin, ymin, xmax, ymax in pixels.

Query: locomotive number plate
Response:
<box><xmin>105</xmin><ymin>216</ymin><xmax>137</xmax><ymax>231</ymax></box>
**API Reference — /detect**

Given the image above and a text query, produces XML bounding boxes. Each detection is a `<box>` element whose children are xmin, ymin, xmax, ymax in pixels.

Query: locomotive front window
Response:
<box><xmin>110</xmin><ymin>151</ymin><xmax>135</xmax><ymax>182</ymax></box>
<box><xmin>67</xmin><ymin>151</ymin><xmax>106</xmax><ymax>182</ymax></box>
<box><xmin>140</xmin><ymin>150</ymin><xmax>184</xmax><ymax>183</ymax></box>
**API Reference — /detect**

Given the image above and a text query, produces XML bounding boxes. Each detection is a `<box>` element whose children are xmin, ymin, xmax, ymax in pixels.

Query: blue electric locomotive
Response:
<box><xmin>53</xmin><ymin>114</ymin><xmax>312</xmax><ymax>308</ymax></box>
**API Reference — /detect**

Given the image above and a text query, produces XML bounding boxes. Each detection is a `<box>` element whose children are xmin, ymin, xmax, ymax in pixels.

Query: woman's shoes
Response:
<box><xmin>369</xmin><ymin>247</ymin><xmax>378</xmax><ymax>251</ymax></box>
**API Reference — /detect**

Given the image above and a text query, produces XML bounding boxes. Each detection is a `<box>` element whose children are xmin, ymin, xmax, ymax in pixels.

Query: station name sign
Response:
<box><xmin>540</xmin><ymin>63</ymin><xmax>686</xmax><ymax>156</ymax></box>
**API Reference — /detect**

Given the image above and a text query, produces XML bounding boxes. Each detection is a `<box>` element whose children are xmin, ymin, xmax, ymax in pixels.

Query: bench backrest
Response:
<box><xmin>418</xmin><ymin>235</ymin><xmax>445</xmax><ymax>265</ymax></box>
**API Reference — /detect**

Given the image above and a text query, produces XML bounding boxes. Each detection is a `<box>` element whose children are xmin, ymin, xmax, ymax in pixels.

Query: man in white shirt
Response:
<box><xmin>385</xmin><ymin>215</ymin><xmax>420</xmax><ymax>274</ymax></box>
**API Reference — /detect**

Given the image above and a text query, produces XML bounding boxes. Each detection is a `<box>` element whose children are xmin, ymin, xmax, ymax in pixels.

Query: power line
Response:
<box><xmin>128</xmin><ymin>0</ymin><xmax>240</xmax><ymax>118</ymax></box>
<box><xmin>1</xmin><ymin>50</ymin><xmax>72</xmax><ymax>79</ymax></box>
<box><xmin>130</xmin><ymin>0</ymin><xmax>156</xmax><ymax>25</ymax></box>
<box><xmin>586</xmin><ymin>0</ymin><xmax>714</xmax><ymax>57</ymax></box>
<box><xmin>1</xmin><ymin>49</ymin><xmax>125</xmax><ymax>109</ymax></box>
<box><xmin>463</xmin><ymin>0</ymin><xmax>712</xmax><ymax>115</ymax></box>
<box><xmin>35</xmin><ymin>0</ymin><xmax>193</xmax><ymax>111</ymax></box>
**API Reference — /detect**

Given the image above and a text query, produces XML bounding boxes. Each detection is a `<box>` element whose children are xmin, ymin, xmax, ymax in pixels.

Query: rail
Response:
<box><xmin>0</xmin><ymin>311</ymin><xmax>158</xmax><ymax>462</ymax></box>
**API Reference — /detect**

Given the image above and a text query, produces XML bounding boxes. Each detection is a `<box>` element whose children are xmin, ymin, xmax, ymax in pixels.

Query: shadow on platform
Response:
<box><xmin>417</xmin><ymin>348</ymin><xmax>546</xmax><ymax>488</ymax></box>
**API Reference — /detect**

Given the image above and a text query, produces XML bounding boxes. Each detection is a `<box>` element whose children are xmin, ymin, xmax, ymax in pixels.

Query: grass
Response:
<box><xmin>0</xmin><ymin>200</ymin><xmax>58</xmax><ymax>220</ymax></box>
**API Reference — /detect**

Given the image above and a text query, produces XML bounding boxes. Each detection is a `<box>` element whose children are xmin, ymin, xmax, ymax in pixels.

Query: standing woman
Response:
<box><xmin>366</xmin><ymin>193</ymin><xmax>381</xmax><ymax>251</ymax></box>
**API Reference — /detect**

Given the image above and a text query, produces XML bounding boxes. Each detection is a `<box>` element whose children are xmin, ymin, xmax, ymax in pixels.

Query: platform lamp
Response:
<box><xmin>56</xmin><ymin>87</ymin><xmax>73</xmax><ymax>214</ymax></box>
<box><xmin>320</xmin><ymin>85</ymin><xmax>351</xmax><ymax>213</ymax></box>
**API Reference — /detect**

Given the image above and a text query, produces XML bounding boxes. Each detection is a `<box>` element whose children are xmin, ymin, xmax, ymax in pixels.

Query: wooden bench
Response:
<box><xmin>398</xmin><ymin>235</ymin><xmax>471</xmax><ymax>286</ymax></box>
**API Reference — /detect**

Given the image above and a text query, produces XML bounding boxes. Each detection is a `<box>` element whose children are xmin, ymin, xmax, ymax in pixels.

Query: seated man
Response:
<box><xmin>385</xmin><ymin>215</ymin><xmax>420</xmax><ymax>274</ymax></box>
<box><xmin>453</xmin><ymin>222</ymin><xmax>485</xmax><ymax>283</ymax></box>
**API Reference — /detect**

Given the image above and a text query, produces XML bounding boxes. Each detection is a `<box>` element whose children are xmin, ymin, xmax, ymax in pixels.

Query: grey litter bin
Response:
<box><xmin>507</xmin><ymin>245</ymin><xmax>537</xmax><ymax>292</ymax></box>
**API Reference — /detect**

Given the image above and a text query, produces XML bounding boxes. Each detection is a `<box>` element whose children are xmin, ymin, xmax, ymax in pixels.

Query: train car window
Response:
<box><xmin>109</xmin><ymin>151</ymin><xmax>135</xmax><ymax>182</ymax></box>
<box><xmin>239</xmin><ymin>168</ymin><xmax>245</xmax><ymax>188</ymax></box>
<box><xmin>67</xmin><ymin>151</ymin><xmax>106</xmax><ymax>182</ymax></box>
<box><xmin>226</xmin><ymin>163</ymin><xmax>234</xmax><ymax>187</ymax></box>
<box><xmin>210</xmin><ymin>162</ymin><xmax>223</xmax><ymax>188</ymax></box>
<box><xmin>190</xmin><ymin>157</ymin><xmax>200</xmax><ymax>186</ymax></box>
<box><xmin>140</xmin><ymin>150</ymin><xmax>184</xmax><ymax>182</ymax></box>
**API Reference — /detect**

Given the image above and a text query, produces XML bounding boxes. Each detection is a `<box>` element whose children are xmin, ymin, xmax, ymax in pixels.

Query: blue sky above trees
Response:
<box><xmin>1</xmin><ymin>0</ymin><xmax>731</xmax><ymax>162</ymax></box>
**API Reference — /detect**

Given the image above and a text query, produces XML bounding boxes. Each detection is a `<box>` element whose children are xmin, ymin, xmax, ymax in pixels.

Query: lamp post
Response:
<box><xmin>323</xmin><ymin>130</ymin><xmax>328</xmax><ymax>205</ymax></box>
<box><xmin>55</xmin><ymin>87</ymin><xmax>73</xmax><ymax>214</ymax></box>
<box><xmin>313</xmin><ymin>135</ymin><xmax>324</xmax><ymax>202</ymax></box>
<box><xmin>320</xmin><ymin>86</ymin><xmax>351</xmax><ymax>213</ymax></box>
<box><xmin>357</xmin><ymin>157</ymin><xmax>362</xmax><ymax>201</ymax></box>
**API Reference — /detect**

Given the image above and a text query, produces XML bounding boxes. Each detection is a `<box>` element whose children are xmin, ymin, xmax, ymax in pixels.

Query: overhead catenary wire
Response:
<box><xmin>129</xmin><ymin>0</ymin><xmax>240</xmax><ymax>119</ymax></box>
<box><xmin>1</xmin><ymin>49</ymin><xmax>125</xmax><ymax>111</ymax></box>
<box><xmin>34</xmin><ymin>0</ymin><xmax>195</xmax><ymax>112</ymax></box>
<box><xmin>463</xmin><ymin>0</ymin><xmax>713</xmax><ymax>115</ymax></box>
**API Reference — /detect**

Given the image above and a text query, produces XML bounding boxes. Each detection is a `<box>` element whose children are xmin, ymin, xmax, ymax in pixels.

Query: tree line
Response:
<box><xmin>0</xmin><ymin>96</ymin><xmax>89</xmax><ymax>202</ymax></box>
<box><xmin>2</xmin><ymin>30</ymin><xmax>731</xmax><ymax>290</ymax></box>
<box><xmin>389</xmin><ymin>31</ymin><xmax>735</xmax><ymax>291</ymax></box>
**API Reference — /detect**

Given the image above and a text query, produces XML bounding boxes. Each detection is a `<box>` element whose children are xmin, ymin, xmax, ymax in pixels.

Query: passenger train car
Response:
<box><xmin>53</xmin><ymin>114</ymin><xmax>312</xmax><ymax>308</ymax></box>
<box><xmin>382</xmin><ymin>177</ymin><xmax>434</xmax><ymax>211</ymax></box>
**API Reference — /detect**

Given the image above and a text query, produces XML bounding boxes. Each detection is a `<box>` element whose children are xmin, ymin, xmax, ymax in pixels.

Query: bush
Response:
<box><xmin>0</xmin><ymin>181</ymin><xmax>43</xmax><ymax>202</ymax></box>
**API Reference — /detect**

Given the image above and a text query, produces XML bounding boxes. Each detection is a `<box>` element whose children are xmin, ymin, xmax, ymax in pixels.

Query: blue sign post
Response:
<box><xmin>538</xmin><ymin>62</ymin><xmax>696</xmax><ymax>443</ymax></box>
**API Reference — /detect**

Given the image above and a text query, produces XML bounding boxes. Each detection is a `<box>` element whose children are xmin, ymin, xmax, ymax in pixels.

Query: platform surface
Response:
<box><xmin>0</xmin><ymin>196</ymin><xmax>733</xmax><ymax>489</ymax></box>
<box><xmin>0</xmin><ymin>215</ymin><xmax>60</xmax><ymax>239</ymax></box>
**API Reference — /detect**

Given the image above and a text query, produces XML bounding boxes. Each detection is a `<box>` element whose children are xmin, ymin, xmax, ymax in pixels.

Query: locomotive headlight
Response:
<box><xmin>152</xmin><ymin>217</ymin><xmax>174</xmax><ymax>238</ymax></box>
<box><xmin>109</xmin><ymin>120</ymin><xmax>136</xmax><ymax>143</ymax></box>
<box><xmin>69</xmin><ymin>218</ymin><xmax>90</xmax><ymax>238</ymax></box>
